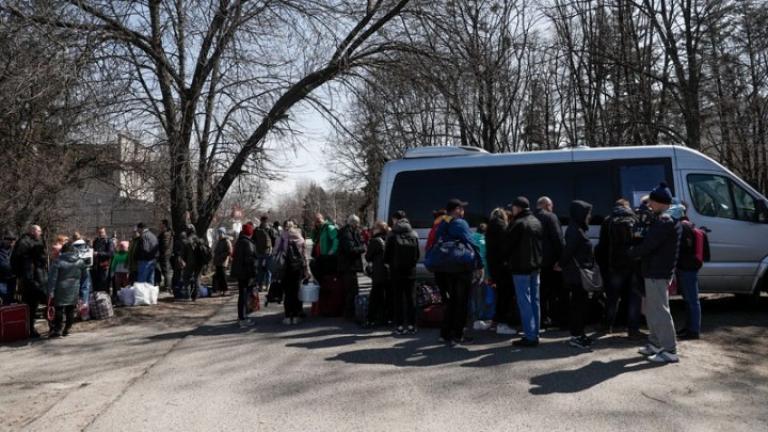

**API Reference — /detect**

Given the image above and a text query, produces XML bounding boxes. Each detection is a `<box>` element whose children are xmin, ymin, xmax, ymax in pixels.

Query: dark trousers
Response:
<box><xmin>283</xmin><ymin>270</ymin><xmax>303</xmax><ymax>318</ymax></box>
<box><xmin>171</xmin><ymin>259</ymin><xmax>182</xmax><ymax>291</ymax></box>
<box><xmin>52</xmin><ymin>305</ymin><xmax>76</xmax><ymax>333</ymax></box>
<box><xmin>568</xmin><ymin>282</ymin><xmax>588</xmax><ymax>337</ymax></box>
<box><xmin>441</xmin><ymin>272</ymin><xmax>472</xmax><ymax>340</ymax></box>
<box><xmin>393</xmin><ymin>276</ymin><xmax>416</xmax><ymax>327</ymax></box>
<box><xmin>183</xmin><ymin>268</ymin><xmax>201</xmax><ymax>300</ymax></box>
<box><xmin>91</xmin><ymin>266</ymin><xmax>109</xmax><ymax>292</ymax></box>
<box><xmin>606</xmin><ymin>271</ymin><xmax>642</xmax><ymax>332</ymax></box>
<box><xmin>540</xmin><ymin>268</ymin><xmax>566</xmax><ymax>327</ymax></box>
<box><xmin>237</xmin><ymin>278</ymin><xmax>250</xmax><ymax>320</ymax></box>
<box><xmin>342</xmin><ymin>271</ymin><xmax>359</xmax><ymax>319</ymax></box>
<box><xmin>434</xmin><ymin>272</ymin><xmax>449</xmax><ymax>303</ymax></box>
<box><xmin>213</xmin><ymin>265</ymin><xmax>228</xmax><ymax>294</ymax></box>
<box><xmin>493</xmin><ymin>271</ymin><xmax>516</xmax><ymax>326</ymax></box>
<box><xmin>22</xmin><ymin>286</ymin><xmax>45</xmax><ymax>334</ymax></box>
<box><xmin>368</xmin><ymin>279</ymin><xmax>390</xmax><ymax>324</ymax></box>
<box><xmin>159</xmin><ymin>257</ymin><xmax>172</xmax><ymax>290</ymax></box>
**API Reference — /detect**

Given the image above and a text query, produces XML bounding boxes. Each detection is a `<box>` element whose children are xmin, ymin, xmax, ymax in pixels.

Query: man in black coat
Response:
<box><xmin>11</xmin><ymin>224</ymin><xmax>47</xmax><ymax>337</ymax></box>
<box><xmin>157</xmin><ymin>219</ymin><xmax>174</xmax><ymax>292</ymax></box>
<box><xmin>337</xmin><ymin>215</ymin><xmax>365</xmax><ymax>319</ymax></box>
<box><xmin>92</xmin><ymin>227</ymin><xmax>114</xmax><ymax>293</ymax></box>
<box><xmin>506</xmin><ymin>197</ymin><xmax>544</xmax><ymax>347</ymax></box>
<box><xmin>534</xmin><ymin>196</ymin><xmax>564</xmax><ymax>328</ymax></box>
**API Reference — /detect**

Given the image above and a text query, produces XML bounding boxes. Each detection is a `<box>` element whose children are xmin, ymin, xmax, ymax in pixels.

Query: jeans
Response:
<box><xmin>393</xmin><ymin>276</ymin><xmax>416</xmax><ymax>327</ymax></box>
<box><xmin>79</xmin><ymin>272</ymin><xmax>91</xmax><ymax>304</ymax></box>
<box><xmin>644</xmin><ymin>278</ymin><xmax>677</xmax><ymax>352</ymax></box>
<box><xmin>606</xmin><ymin>271</ymin><xmax>642</xmax><ymax>332</ymax></box>
<box><xmin>513</xmin><ymin>272</ymin><xmax>540</xmax><ymax>341</ymax></box>
<box><xmin>677</xmin><ymin>270</ymin><xmax>701</xmax><ymax>334</ymax></box>
<box><xmin>52</xmin><ymin>305</ymin><xmax>76</xmax><ymax>334</ymax></box>
<box><xmin>237</xmin><ymin>278</ymin><xmax>250</xmax><ymax>320</ymax></box>
<box><xmin>136</xmin><ymin>260</ymin><xmax>156</xmax><ymax>283</ymax></box>
<box><xmin>0</xmin><ymin>279</ymin><xmax>15</xmax><ymax>305</ymax></box>
<box><xmin>440</xmin><ymin>272</ymin><xmax>472</xmax><ymax>340</ymax></box>
<box><xmin>256</xmin><ymin>255</ymin><xmax>272</xmax><ymax>288</ymax></box>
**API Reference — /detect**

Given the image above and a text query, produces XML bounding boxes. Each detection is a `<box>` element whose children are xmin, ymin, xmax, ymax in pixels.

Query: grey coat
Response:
<box><xmin>48</xmin><ymin>252</ymin><xmax>88</xmax><ymax>306</ymax></box>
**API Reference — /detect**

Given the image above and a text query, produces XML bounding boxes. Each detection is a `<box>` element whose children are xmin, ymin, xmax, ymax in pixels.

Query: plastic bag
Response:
<box><xmin>118</xmin><ymin>286</ymin><xmax>136</xmax><ymax>306</ymax></box>
<box><xmin>133</xmin><ymin>282</ymin><xmax>158</xmax><ymax>306</ymax></box>
<box><xmin>299</xmin><ymin>283</ymin><xmax>319</xmax><ymax>303</ymax></box>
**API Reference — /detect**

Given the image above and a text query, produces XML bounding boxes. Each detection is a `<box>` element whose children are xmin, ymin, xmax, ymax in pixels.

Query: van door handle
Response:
<box><xmin>699</xmin><ymin>226</ymin><xmax>712</xmax><ymax>233</ymax></box>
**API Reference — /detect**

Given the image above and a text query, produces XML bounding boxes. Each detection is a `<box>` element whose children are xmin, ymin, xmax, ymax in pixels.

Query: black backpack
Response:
<box><xmin>195</xmin><ymin>240</ymin><xmax>213</xmax><ymax>268</ymax></box>
<box><xmin>392</xmin><ymin>231</ymin><xmax>420</xmax><ymax>271</ymax></box>
<box><xmin>607</xmin><ymin>215</ymin><xmax>635</xmax><ymax>269</ymax></box>
<box><xmin>285</xmin><ymin>242</ymin><xmax>304</xmax><ymax>272</ymax></box>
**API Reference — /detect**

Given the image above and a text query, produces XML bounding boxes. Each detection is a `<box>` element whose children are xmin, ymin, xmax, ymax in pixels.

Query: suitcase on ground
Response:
<box><xmin>318</xmin><ymin>275</ymin><xmax>345</xmax><ymax>317</ymax></box>
<box><xmin>354</xmin><ymin>293</ymin><xmax>369</xmax><ymax>324</ymax></box>
<box><xmin>266</xmin><ymin>280</ymin><xmax>284</xmax><ymax>305</ymax></box>
<box><xmin>1</xmin><ymin>304</ymin><xmax>30</xmax><ymax>343</ymax></box>
<box><xmin>418</xmin><ymin>304</ymin><xmax>445</xmax><ymax>328</ymax></box>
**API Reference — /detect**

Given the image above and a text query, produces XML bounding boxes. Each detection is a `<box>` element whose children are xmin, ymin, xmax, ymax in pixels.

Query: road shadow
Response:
<box><xmin>528</xmin><ymin>357</ymin><xmax>664</xmax><ymax>395</ymax></box>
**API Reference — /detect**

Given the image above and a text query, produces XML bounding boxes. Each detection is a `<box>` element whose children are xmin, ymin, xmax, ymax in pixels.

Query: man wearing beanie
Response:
<box><xmin>506</xmin><ymin>196</ymin><xmax>544</xmax><ymax>347</ymax></box>
<box><xmin>629</xmin><ymin>182</ymin><xmax>682</xmax><ymax>363</ymax></box>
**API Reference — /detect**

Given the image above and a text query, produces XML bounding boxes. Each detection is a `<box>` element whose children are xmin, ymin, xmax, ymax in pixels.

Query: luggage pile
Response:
<box><xmin>416</xmin><ymin>283</ymin><xmax>444</xmax><ymax>328</ymax></box>
<box><xmin>117</xmin><ymin>283</ymin><xmax>159</xmax><ymax>307</ymax></box>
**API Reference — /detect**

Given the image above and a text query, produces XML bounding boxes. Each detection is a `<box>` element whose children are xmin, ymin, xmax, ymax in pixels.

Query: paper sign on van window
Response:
<box><xmin>633</xmin><ymin>191</ymin><xmax>651</xmax><ymax>208</ymax></box>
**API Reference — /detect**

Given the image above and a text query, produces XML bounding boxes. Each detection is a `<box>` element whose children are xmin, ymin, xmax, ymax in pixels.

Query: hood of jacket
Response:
<box><xmin>58</xmin><ymin>252</ymin><xmax>80</xmax><ymax>263</ymax></box>
<box><xmin>392</xmin><ymin>219</ymin><xmax>414</xmax><ymax>234</ymax></box>
<box><xmin>569</xmin><ymin>200</ymin><xmax>592</xmax><ymax>229</ymax></box>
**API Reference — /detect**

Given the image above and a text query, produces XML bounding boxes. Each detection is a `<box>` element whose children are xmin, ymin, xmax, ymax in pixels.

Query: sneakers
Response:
<box><xmin>512</xmin><ymin>338</ymin><xmax>539</xmax><ymax>348</ymax></box>
<box><xmin>648</xmin><ymin>350</ymin><xmax>680</xmax><ymax>364</ymax></box>
<box><xmin>395</xmin><ymin>326</ymin><xmax>405</xmax><ymax>335</ymax></box>
<box><xmin>292</xmin><ymin>317</ymin><xmax>302</xmax><ymax>325</ymax></box>
<box><xmin>407</xmin><ymin>325</ymin><xmax>417</xmax><ymax>335</ymax></box>
<box><xmin>473</xmin><ymin>320</ymin><xmax>492</xmax><ymax>331</ymax></box>
<box><xmin>638</xmin><ymin>343</ymin><xmax>662</xmax><ymax>356</ymax></box>
<box><xmin>282</xmin><ymin>317</ymin><xmax>292</xmax><ymax>325</ymax></box>
<box><xmin>49</xmin><ymin>331</ymin><xmax>62</xmax><ymax>339</ymax></box>
<box><xmin>62</xmin><ymin>329</ymin><xmax>70</xmax><ymax>337</ymax></box>
<box><xmin>568</xmin><ymin>336</ymin><xmax>593</xmax><ymax>350</ymax></box>
<box><xmin>451</xmin><ymin>336</ymin><xmax>474</xmax><ymax>346</ymax></box>
<box><xmin>238</xmin><ymin>319</ymin><xmax>249</xmax><ymax>328</ymax></box>
<box><xmin>679</xmin><ymin>331</ymin><xmax>700</xmax><ymax>340</ymax></box>
<box><xmin>496</xmin><ymin>324</ymin><xmax>518</xmax><ymax>336</ymax></box>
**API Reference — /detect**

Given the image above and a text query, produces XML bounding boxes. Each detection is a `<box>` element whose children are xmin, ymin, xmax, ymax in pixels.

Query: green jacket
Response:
<box><xmin>111</xmin><ymin>251</ymin><xmax>129</xmax><ymax>274</ymax></box>
<box><xmin>47</xmin><ymin>252</ymin><xmax>88</xmax><ymax>306</ymax></box>
<box><xmin>313</xmin><ymin>221</ymin><xmax>339</xmax><ymax>257</ymax></box>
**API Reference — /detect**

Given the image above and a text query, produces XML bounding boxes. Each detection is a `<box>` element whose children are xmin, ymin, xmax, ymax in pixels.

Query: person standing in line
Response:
<box><xmin>435</xmin><ymin>199</ymin><xmax>479</xmax><ymax>345</ymax></box>
<box><xmin>364</xmin><ymin>221</ymin><xmax>390</xmax><ymax>327</ymax></box>
<box><xmin>338</xmin><ymin>215</ymin><xmax>366</xmax><ymax>320</ymax></box>
<box><xmin>230</xmin><ymin>222</ymin><xmax>257</xmax><ymax>328</ymax></box>
<box><xmin>559</xmin><ymin>200</ymin><xmax>596</xmax><ymax>350</ymax></box>
<box><xmin>534</xmin><ymin>196</ymin><xmax>564</xmax><ymax>329</ymax></box>
<box><xmin>676</xmin><ymin>205</ymin><xmax>708</xmax><ymax>340</ymax></box>
<box><xmin>110</xmin><ymin>241</ymin><xmax>131</xmax><ymax>300</ymax></box>
<box><xmin>596</xmin><ymin>198</ymin><xmax>644</xmax><ymax>339</ymax></box>
<box><xmin>629</xmin><ymin>182</ymin><xmax>682</xmax><ymax>364</ymax></box>
<box><xmin>385</xmin><ymin>211</ymin><xmax>420</xmax><ymax>335</ymax></box>
<box><xmin>47</xmin><ymin>242</ymin><xmax>88</xmax><ymax>338</ymax></box>
<box><xmin>91</xmin><ymin>227</ymin><xmax>114</xmax><ymax>293</ymax></box>
<box><xmin>157</xmin><ymin>219</ymin><xmax>174</xmax><ymax>292</ymax></box>
<box><xmin>506</xmin><ymin>197</ymin><xmax>544</xmax><ymax>348</ymax></box>
<box><xmin>171</xmin><ymin>230</ymin><xmax>186</xmax><ymax>294</ymax></box>
<box><xmin>310</xmin><ymin>213</ymin><xmax>339</xmax><ymax>281</ymax></box>
<box><xmin>181</xmin><ymin>225</ymin><xmax>203</xmax><ymax>300</ymax></box>
<box><xmin>426</xmin><ymin>209</ymin><xmax>448</xmax><ymax>303</ymax></box>
<box><xmin>212</xmin><ymin>228</ymin><xmax>233</xmax><ymax>296</ymax></box>
<box><xmin>11</xmin><ymin>225</ymin><xmax>48</xmax><ymax>338</ymax></box>
<box><xmin>253</xmin><ymin>216</ymin><xmax>274</xmax><ymax>292</ymax></box>
<box><xmin>486</xmin><ymin>208</ymin><xmax>517</xmax><ymax>336</ymax></box>
<box><xmin>134</xmin><ymin>223</ymin><xmax>158</xmax><ymax>283</ymax></box>
<box><xmin>273</xmin><ymin>220</ymin><xmax>308</xmax><ymax>325</ymax></box>
<box><xmin>0</xmin><ymin>230</ymin><xmax>17</xmax><ymax>305</ymax></box>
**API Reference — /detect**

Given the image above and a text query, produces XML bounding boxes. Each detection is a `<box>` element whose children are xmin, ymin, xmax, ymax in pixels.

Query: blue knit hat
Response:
<box><xmin>650</xmin><ymin>182</ymin><xmax>673</xmax><ymax>205</ymax></box>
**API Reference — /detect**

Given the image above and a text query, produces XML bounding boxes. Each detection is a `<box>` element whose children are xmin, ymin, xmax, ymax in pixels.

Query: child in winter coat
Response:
<box><xmin>111</xmin><ymin>241</ymin><xmax>130</xmax><ymax>299</ymax></box>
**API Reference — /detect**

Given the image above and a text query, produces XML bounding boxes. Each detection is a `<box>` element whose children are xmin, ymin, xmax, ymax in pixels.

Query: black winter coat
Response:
<box><xmin>230</xmin><ymin>234</ymin><xmax>257</xmax><ymax>280</ymax></box>
<box><xmin>485</xmin><ymin>216</ymin><xmax>508</xmax><ymax>282</ymax></box>
<box><xmin>159</xmin><ymin>229</ymin><xmax>173</xmax><ymax>259</ymax></box>
<box><xmin>365</xmin><ymin>233</ymin><xmax>389</xmax><ymax>284</ymax></box>
<box><xmin>560</xmin><ymin>201</ymin><xmax>595</xmax><ymax>285</ymax></box>
<box><xmin>628</xmin><ymin>212</ymin><xmax>681</xmax><ymax>279</ymax></box>
<box><xmin>534</xmin><ymin>209</ymin><xmax>563</xmax><ymax>268</ymax></box>
<box><xmin>506</xmin><ymin>210</ymin><xmax>544</xmax><ymax>274</ymax></box>
<box><xmin>92</xmin><ymin>236</ymin><xmax>115</xmax><ymax>269</ymax></box>
<box><xmin>11</xmin><ymin>233</ymin><xmax>47</xmax><ymax>293</ymax></box>
<box><xmin>384</xmin><ymin>219</ymin><xmax>420</xmax><ymax>278</ymax></box>
<box><xmin>337</xmin><ymin>225</ymin><xmax>365</xmax><ymax>273</ymax></box>
<box><xmin>596</xmin><ymin>205</ymin><xmax>639</xmax><ymax>271</ymax></box>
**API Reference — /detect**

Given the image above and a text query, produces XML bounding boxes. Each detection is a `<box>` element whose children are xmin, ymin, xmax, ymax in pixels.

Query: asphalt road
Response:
<box><xmin>3</xmin><ymin>290</ymin><xmax>767</xmax><ymax>432</ymax></box>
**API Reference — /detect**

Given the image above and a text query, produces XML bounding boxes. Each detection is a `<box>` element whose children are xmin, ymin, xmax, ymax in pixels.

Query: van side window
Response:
<box><xmin>618</xmin><ymin>163</ymin><xmax>671</xmax><ymax>208</ymax></box>
<box><xmin>688</xmin><ymin>174</ymin><xmax>736</xmax><ymax>219</ymax></box>
<box><xmin>730</xmin><ymin>181</ymin><xmax>757</xmax><ymax>222</ymax></box>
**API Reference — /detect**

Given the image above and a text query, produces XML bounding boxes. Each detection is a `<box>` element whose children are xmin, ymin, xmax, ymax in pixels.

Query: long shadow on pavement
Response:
<box><xmin>528</xmin><ymin>357</ymin><xmax>664</xmax><ymax>395</ymax></box>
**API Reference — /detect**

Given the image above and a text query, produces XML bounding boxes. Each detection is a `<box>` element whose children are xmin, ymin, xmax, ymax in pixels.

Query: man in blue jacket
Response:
<box><xmin>628</xmin><ymin>183</ymin><xmax>681</xmax><ymax>364</ymax></box>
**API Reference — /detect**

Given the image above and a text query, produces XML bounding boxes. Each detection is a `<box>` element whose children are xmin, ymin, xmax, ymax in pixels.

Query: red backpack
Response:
<box><xmin>683</xmin><ymin>221</ymin><xmax>711</xmax><ymax>268</ymax></box>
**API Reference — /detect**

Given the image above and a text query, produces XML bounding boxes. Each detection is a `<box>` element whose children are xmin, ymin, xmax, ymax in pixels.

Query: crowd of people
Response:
<box><xmin>1</xmin><ymin>181</ymin><xmax>707</xmax><ymax>365</ymax></box>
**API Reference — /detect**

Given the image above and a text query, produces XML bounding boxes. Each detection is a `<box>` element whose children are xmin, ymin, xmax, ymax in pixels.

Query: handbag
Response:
<box><xmin>573</xmin><ymin>258</ymin><xmax>603</xmax><ymax>292</ymax></box>
<box><xmin>425</xmin><ymin>239</ymin><xmax>476</xmax><ymax>273</ymax></box>
<box><xmin>247</xmin><ymin>291</ymin><xmax>261</xmax><ymax>313</ymax></box>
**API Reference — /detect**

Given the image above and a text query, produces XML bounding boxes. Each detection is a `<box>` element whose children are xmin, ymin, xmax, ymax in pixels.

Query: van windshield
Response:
<box><xmin>389</xmin><ymin>159</ymin><xmax>673</xmax><ymax>229</ymax></box>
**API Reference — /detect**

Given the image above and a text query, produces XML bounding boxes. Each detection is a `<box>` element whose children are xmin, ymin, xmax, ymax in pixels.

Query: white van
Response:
<box><xmin>376</xmin><ymin>145</ymin><xmax>768</xmax><ymax>295</ymax></box>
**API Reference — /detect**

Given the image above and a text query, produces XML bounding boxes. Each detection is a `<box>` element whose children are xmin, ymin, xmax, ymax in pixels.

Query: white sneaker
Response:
<box><xmin>496</xmin><ymin>324</ymin><xmax>517</xmax><ymax>336</ymax></box>
<box><xmin>238</xmin><ymin>320</ymin><xmax>249</xmax><ymax>328</ymax></box>
<box><xmin>282</xmin><ymin>317</ymin><xmax>292</xmax><ymax>325</ymax></box>
<box><xmin>648</xmin><ymin>351</ymin><xmax>679</xmax><ymax>364</ymax></box>
<box><xmin>292</xmin><ymin>317</ymin><xmax>302</xmax><ymax>325</ymax></box>
<box><xmin>638</xmin><ymin>343</ymin><xmax>662</xmax><ymax>356</ymax></box>
<box><xmin>473</xmin><ymin>320</ymin><xmax>492</xmax><ymax>331</ymax></box>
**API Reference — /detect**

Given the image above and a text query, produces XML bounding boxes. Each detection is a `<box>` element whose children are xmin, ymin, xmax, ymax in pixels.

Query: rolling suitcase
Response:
<box><xmin>265</xmin><ymin>280</ymin><xmax>284</xmax><ymax>306</ymax></box>
<box><xmin>318</xmin><ymin>275</ymin><xmax>345</xmax><ymax>317</ymax></box>
<box><xmin>1</xmin><ymin>304</ymin><xmax>30</xmax><ymax>343</ymax></box>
